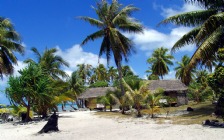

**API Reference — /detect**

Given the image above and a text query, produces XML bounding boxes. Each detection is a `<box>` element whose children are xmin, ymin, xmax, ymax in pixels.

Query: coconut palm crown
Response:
<box><xmin>147</xmin><ymin>47</ymin><xmax>174</xmax><ymax>79</ymax></box>
<box><xmin>24</xmin><ymin>47</ymin><xmax>69</xmax><ymax>80</ymax></box>
<box><xmin>79</xmin><ymin>0</ymin><xmax>143</xmax><ymax>94</ymax></box>
<box><xmin>174</xmin><ymin>55</ymin><xmax>195</xmax><ymax>85</ymax></box>
<box><xmin>0</xmin><ymin>17</ymin><xmax>24</xmax><ymax>79</ymax></box>
<box><xmin>160</xmin><ymin>0</ymin><xmax>224</xmax><ymax>71</ymax></box>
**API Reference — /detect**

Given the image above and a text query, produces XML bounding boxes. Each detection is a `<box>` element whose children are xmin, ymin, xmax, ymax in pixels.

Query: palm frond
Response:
<box><xmin>188</xmin><ymin>26</ymin><xmax>224</xmax><ymax>69</ymax></box>
<box><xmin>81</xmin><ymin>30</ymin><xmax>104</xmax><ymax>46</ymax></box>
<box><xmin>159</xmin><ymin>9</ymin><xmax>217</xmax><ymax>27</ymax></box>
<box><xmin>110</xmin><ymin>94</ymin><xmax>121</xmax><ymax>106</ymax></box>
<box><xmin>118</xmin><ymin>22</ymin><xmax>143</xmax><ymax>33</ymax></box>
<box><xmin>30</xmin><ymin>47</ymin><xmax>41</xmax><ymax>62</ymax></box>
<box><xmin>113</xmin><ymin>5</ymin><xmax>139</xmax><ymax>24</ymax></box>
<box><xmin>172</xmin><ymin>26</ymin><xmax>201</xmax><ymax>52</ymax></box>
<box><xmin>78</xmin><ymin>16</ymin><xmax>104</xmax><ymax>28</ymax></box>
<box><xmin>195</xmin><ymin>12</ymin><xmax>224</xmax><ymax>44</ymax></box>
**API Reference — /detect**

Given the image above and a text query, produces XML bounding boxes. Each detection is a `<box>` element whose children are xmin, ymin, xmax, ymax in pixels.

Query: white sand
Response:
<box><xmin>0</xmin><ymin>111</ymin><xmax>224</xmax><ymax>140</ymax></box>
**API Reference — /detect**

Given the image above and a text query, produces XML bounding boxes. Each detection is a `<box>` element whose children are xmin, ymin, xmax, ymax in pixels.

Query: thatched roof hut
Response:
<box><xmin>148</xmin><ymin>80</ymin><xmax>188</xmax><ymax>106</ymax></box>
<box><xmin>78</xmin><ymin>87</ymin><xmax>116</xmax><ymax>99</ymax></box>
<box><xmin>148</xmin><ymin>80</ymin><xmax>188</xmax><ymax>92</ymax></box>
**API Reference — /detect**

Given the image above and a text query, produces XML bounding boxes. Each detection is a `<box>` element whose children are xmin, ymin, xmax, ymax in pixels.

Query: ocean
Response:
<box><xmin>57</xmin><ymin>103</ymin><xmax>78</xmax><ymax>112</ymax></box>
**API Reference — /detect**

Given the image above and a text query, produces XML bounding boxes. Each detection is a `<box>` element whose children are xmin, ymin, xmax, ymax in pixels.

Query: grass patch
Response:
<box><xmin>93</xmin><ymin>101</ymin><xmax>223</xmax><ymax>125</ymax></box>
<box><xmin>93</xmin><ymin>111</ymin><xmax>132</xmax><ymax>119</ymax></box>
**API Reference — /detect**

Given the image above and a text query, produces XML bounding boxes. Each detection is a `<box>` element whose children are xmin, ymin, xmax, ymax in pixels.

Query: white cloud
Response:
<box><xmin>126</xmin><ymin>26</ymin><xmax>195</xmax><ymax>56</ymax></box>
<box><xmin>163</xmin><ymin>70</ymin><xmax>176</xmax><ymax>80</ymax></box>
<box><xmin>21</xmin><ymin>42</ymin><xmax>27</xmax><ymax>48</ymax></box>
<box><xmin>55</xmin><ymin>44</ymin><xmax>107</xmax><ymax>76</ymax></box>
<box><xmin>161</xmin><ymin>3</ymin><xmax>204</xmax><ymax>18</ymax></box>
<box><xmin>13</xmin><ymin>61</ymin><xmax>27</xmax><ymax>76</ymax></box>
<box><xmin>0</xmin><ymin>61</ymin><xmax>27</xmax><ymax>90</ymax></box>
<box><xmin>130</xmin><ymin>66</ymin><xmax>137</xmax><ymax>75</ymax></box>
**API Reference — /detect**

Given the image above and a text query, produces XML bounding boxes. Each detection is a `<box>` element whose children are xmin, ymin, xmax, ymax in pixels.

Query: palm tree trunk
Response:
<box><xmin>25</xmin><ymin>99</ymin><xmax>31</xmax><ymax>122</ymax></box>
<box><xmin>137</xmin><ymin>105</ymin><xmax>141</xmax><ymax>117</ymax></box>
<box><xmin>75</xmin><ymin>99</ymin><xmax>81</xmax><ymax>108</ymax></box>
<box><xmin>117</xmin><ymin>61</ymin><xmax>126</xmax><ymax>115</ymax></box>
<box><xmin>104</xmin><ymin>104</ymin><xmax>106</xmax><ymax>112</ymax></box>
<box><xmin>42</xmin><ymin>109</ymin><xmax>48</xmax><ymax>118</ymax></box>
<box><xmin>110</xmin><ymin>105</ymin><xmax>112</xmax><ymax>112</ymax></box>
<box><xmin>122</xmin><ymin>107</ymin><xmax>125</xmax><ymax>114</ymax></box>
<box><xmin>117</xmin><ymin>61</ymin><xmax>125</xmax><ymax>95</ymax></box>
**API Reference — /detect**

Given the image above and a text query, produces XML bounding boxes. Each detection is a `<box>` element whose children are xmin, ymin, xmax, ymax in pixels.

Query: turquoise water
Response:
<box><xmin>57</xmin><ymin>103</ymin><xmax>78</xmax><ymax>112</ymax></box>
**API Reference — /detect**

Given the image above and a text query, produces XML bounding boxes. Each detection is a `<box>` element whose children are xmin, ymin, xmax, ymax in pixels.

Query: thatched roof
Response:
<box><xmin>148</xmin><ymin>80</ymin><xmax>187</xmax><ymax>92</ymax></box>
<box><xmin>78</xmin><ymin>87</ymin><xmax>116</xmax><ymax>99</ymax></box>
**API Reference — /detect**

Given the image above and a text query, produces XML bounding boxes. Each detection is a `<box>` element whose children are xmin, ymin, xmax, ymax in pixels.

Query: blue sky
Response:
<box><xmin>0</xmin><ymin>0</ymin><xmax>202</xmax><ymax>104</ymax></box>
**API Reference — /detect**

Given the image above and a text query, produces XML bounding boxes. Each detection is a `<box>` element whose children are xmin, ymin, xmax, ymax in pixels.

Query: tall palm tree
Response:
<box><xmin>107</xmin><ymin>66</ymin><xmax>118</xmax><ymax>84</ymax></box>
<box><xmin>76</xmin><ymin>64</ymin><xmax>93</xmax><ymax>84</ymax></box>
<box><xmin>147</xmin><ymin>47</ymin><xmax>174</xmax><ymax>79</ymax></box>
<box><xmin>24</xmin><ymin>47</ymin><xmax>69</xmax><ymax>80</ymax></box>
<box><xmin>94</xmin><ymin>64</ymin><xmax>108</xmax><ymax>81</ymax></box>
<box><xmin>174</xmin><ymin>55</ymin><xmax>195</xmax><ymax>85</ymax></box>
<box><xmin>79</xmin><ymin>0</ymin><xmax>143</xmax><ymax>95</ymax></box>
<box><xmin>0</xmin><ymin>17</ymin><xmax>24</xmax><ymax>79</ymax></box>
<box><xmin>122</xmin><ymin>65</ymin><xmax>135</xmax><ymax>77</ymax></box>
<box><xmin>160</xmin><ymin>0</ymin><xmax>224</xmax><ymax>73</ymax></box>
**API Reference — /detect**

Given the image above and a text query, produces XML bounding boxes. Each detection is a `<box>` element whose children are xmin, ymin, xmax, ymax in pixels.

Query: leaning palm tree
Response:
<box><xmin>174</xmin><ymin>55</ymin><xmax>195</xmax><ymax>85</ymax></box>
<box><xmin>79</xmin><ymin>0</ymin><xmax>143</xmax><ymax>95</ymax></box>
<box><xmin>0</xmin><ymin>17</ymin><xmax>24</xmax><ymax>79</ymax></box>
<box><xmin>160</xmin><ymin>0</ymin><xmax>224</xmax><ymax>73</ymax></box>
<box><xmin>147</xmin><ymin>47</ymin><xmax>174</xmax><ymax>79</ymax></box>
<box><xmin>24</xmin><ymin>47</ymin><xmax>69</xmax><ymax>80</ymax></box>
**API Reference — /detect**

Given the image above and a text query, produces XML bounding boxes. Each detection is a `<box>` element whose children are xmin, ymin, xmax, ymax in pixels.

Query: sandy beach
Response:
<box><xmin>0</xmin><ymin>111</ymin><xmax>224</xmax><ymax>140</ymax></box>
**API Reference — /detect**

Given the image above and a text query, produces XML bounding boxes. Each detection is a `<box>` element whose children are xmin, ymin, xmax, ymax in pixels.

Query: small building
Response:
<box><xmin>78</xmin><ymin>87</ymin><xmax>116</xmax><ymax>109</ymax></box>
<box><xmin>148</xmin><ymin>80</ymin><xmax>188</xmax><ymax>106</ymax></box>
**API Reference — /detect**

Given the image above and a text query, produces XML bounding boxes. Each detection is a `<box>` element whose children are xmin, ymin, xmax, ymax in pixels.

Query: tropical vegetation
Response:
<box><xmin>79</xmin><ymin>0</ymin><xmax>143</xmax><ymax>96</ymax></box>
<box><xmin>2</xmin><ymin>0</ymin><xmax>224</xmax><ymax>122</ymax></box>
<box><xmin>174</xmin><ymin>55</ymin><xmax>195</xmax><ymax>85</ymax></box>
<box><xmin>160</xmin><ymin>0</ymin><xmax>224</xmax><ymax>74</ymax></box>
<box><xmin>147</xmin><ymin>47</ymin><xmax>174</xmax><ymax>79</ymax></box>
<box><xmin>0</xmin><ymin>17</ymin><xmax>24</xmax><ymax>79</ymax></box>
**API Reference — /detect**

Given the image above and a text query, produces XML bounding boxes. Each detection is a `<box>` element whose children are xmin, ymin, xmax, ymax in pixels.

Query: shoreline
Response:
<box><xmin>1</xmin><ymin>111</ymin><xmax>224</xmax><ymax>140</ymax></box>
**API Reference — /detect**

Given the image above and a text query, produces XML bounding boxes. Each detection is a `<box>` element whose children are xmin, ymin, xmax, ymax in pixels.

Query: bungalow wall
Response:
<box><xmin>165</xmin><ymin>91</ymin><xmax>188</xmax><ymax>106</ymax></box>
<box><xmin>85</xmin><ymin>98</ymin><xmax>97</xmax><ymax>109</ymax></box>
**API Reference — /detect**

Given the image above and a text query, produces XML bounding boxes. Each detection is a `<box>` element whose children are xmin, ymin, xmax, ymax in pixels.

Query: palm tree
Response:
<box><xmin>68</xmin><ymin>71</ymin><xmax>86</xmax><ymax>108</ymax></box>
<box><xmin>188</xmin><ymin>81</ymin><xmax>213</xmax><ymax>103</ymax></box>
<box><xmin>145</xmin><ymin>89</ymin><xmax>164</xmax><ymax>118</ymax></box>
<box><xmin>110</xmin><ymin>89</ymin><xmax>133</xmax><ymax>114</ymax></box>
<box><xmin>195</xmin><ymin>70</ymin><xmax>209</xmax><ymax>84</ymax></box>
<box><xmin>122</xmin><ymin>65</ymin><xmax>135</xmax><ymax>77</ymax></box>
<box><xmin>107</xmin><ymin>66</ymin><xmax>118</xmax><ymax>84</ymax></box>
<box><xmin>76</xmin><ymin>64</ymin><xmax>93</xmax><ymax>85</ymax></box>
<box><xmin>174</xmin><ymin>55</ymin><xmax>195</xmax><ymax>85</ymax></box>
<box><xmin>0</xmin><ymin>17</ymin><xmax>24</xmax><ymax>79</ymax></box>
<box><xmin>147</xmin><ymin>47</ymin><xmax>174</xmax><ymax>79</ymax></box>
<box><xmin>94</xmin><ymin>64</ymin><xmax>108</xmax><ymax>81</ymax></box>
<box><xmin>79</xmin><ymin>0</ymin><xmax>143</xmax><ymax>95</ymax></box>
<box><xmin>160</xmin><ymin>0</ymin><xmax>224</xmax><ymax>73</ymax></box>
<box><xmin>24</xmin><ymin>47</ymin><xmax>69</xmax><ymax>80</ymax></box>
<box><xmin>122</xmin><ymin>79</ymin><xmax>150</xmax><ymax>117</ymax></box>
